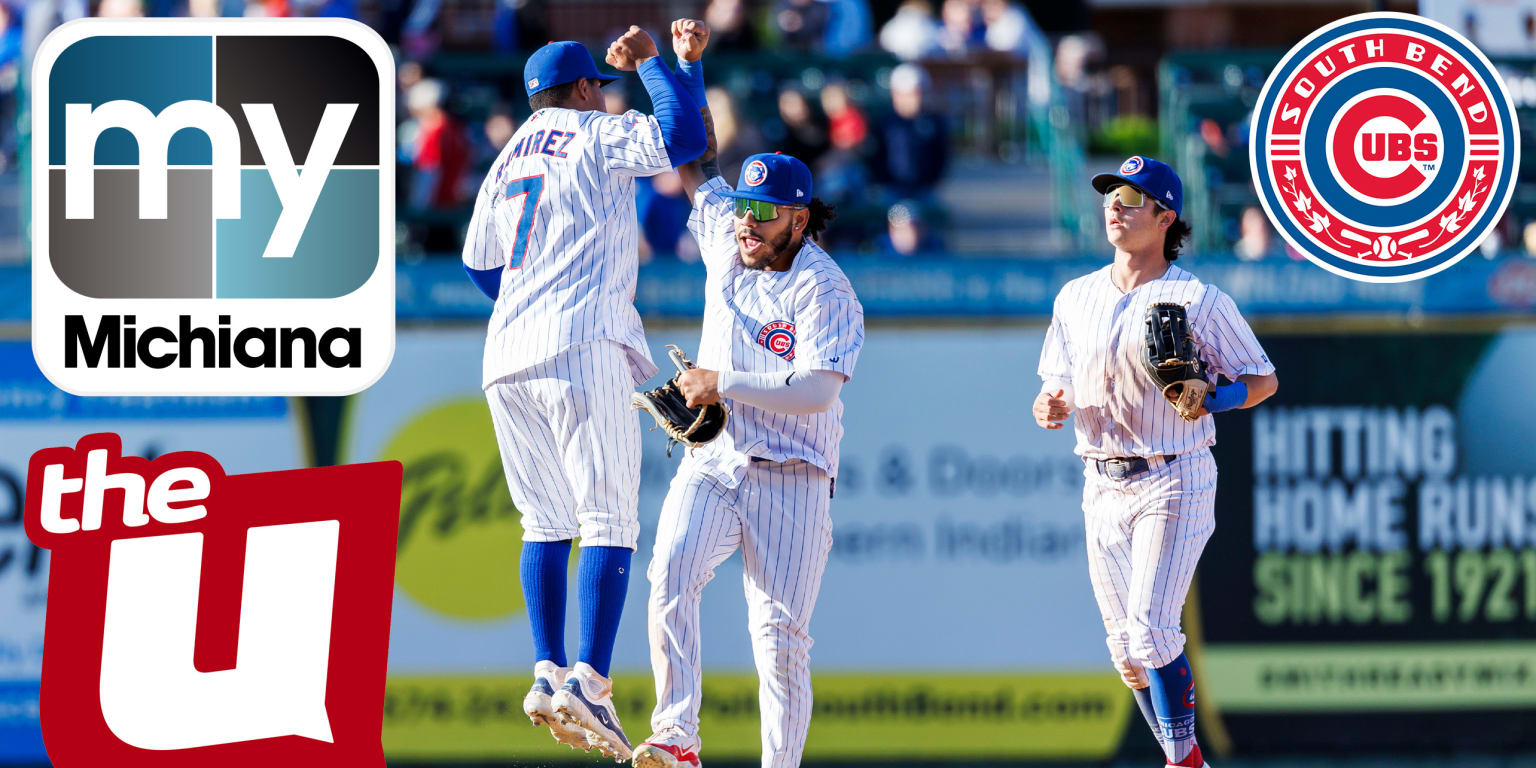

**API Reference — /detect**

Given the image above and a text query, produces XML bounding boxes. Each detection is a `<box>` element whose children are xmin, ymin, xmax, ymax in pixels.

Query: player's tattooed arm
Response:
<box><xmin>671</xmin><ymin>19</ymin><xmax>718</xmax><ymax>201</ymax></box>
<box><xmin>687</xmin><ymin>105</ymin><xmax>722</xmax><ymax>191</ymax></box>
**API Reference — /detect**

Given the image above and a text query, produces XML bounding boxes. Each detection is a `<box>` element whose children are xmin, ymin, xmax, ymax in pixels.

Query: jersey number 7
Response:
<box><xmin>503</xmin><ymin>174</ymin><xmax>544</xmax><ymax>270</ymax></box>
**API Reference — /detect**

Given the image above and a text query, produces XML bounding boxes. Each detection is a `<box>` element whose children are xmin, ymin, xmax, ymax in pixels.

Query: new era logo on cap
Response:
<box><xmin>31</xmin><ymin>19</ymin><xmax>396</xmax><ymax>396</ymax></box>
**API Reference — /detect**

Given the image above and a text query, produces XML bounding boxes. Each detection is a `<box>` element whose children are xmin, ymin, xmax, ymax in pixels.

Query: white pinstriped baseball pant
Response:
<box><xmin>484</xmin><ymin>340</ymin><xmax>642</xmax><ymax>550</ymax></box>
<box><xmin>1083</xmin><ymin>448</ymin><xmax>1216</xmax><ymax>684</ymax></box>
<box><xmin>647</xmin><ymin>456</ymin><xmax>833</xmax><ymax>767</ymax></box>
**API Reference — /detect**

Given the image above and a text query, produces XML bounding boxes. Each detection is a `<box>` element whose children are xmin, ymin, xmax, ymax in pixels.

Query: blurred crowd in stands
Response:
<box><xmin>379</xmin><ymin>0</ymin><xmax>1044</xmax><ymax>260</ymax></box>
<box><xmin>5</xmin><ymin>0</ymin><xmax>1536</xmax><ymax>264</ymax></box>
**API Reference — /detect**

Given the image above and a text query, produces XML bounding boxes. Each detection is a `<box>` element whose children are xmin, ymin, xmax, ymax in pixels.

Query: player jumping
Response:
<box><xmin>631</xmin><ymin>20</ymin><xmax>865</xmax><ymax>768</ymax></box>
<box><xmin>460</xmin><ymin>33</ymin><xmax>706</xmax><ymax>759</ymax></box>
<box><xmin>1033</xmin><ymin>157</ymin><xmax>1278</xmax><ymax>768</ymax></box>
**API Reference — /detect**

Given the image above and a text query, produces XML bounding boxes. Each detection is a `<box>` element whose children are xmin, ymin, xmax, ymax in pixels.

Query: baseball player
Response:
<box><xmin>631</xmin><ymin>20</ymin><xmax>864</xmax><ymax>768</ymax></box>
<box><xmin>1033</xmin><ymin>156</ymin><xmax>1278</xmax><ymax>768</ymax></box>
<box><xmin>460</xmin><ymin>33</ymin><xmax>706</xmax><ymax>759</ymax></box>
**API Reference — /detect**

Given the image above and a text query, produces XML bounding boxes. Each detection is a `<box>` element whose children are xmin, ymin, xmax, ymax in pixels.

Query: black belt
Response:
<box><xmin>1091</xmin><ymin>454</ymin><xmax>1176</xmax><ymax>480</ymax></box>
<box><xmin>750</xmin><ymin>456</ymin><xmax>836</xmax><ymax>498</ymax></box>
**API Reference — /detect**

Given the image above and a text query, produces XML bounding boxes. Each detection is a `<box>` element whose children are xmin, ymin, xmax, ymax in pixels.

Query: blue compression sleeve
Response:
<box><xmin>1203</xmin><ymin>380</ymin><xmax>1248</xmax><ymax>414</ymax></box>
<box><xmin>637</xmin><ymin>57</ymin><xmax>706</xmax><ymax>167</ymax></box>
<box><xmin>674</xmin><ymin>57</ymin><xmax>707</xmax><ymax>112</ymax></box>
<box><xmin>463</xmin><ymin>263</ymin><xmax>500</xmax><ymax>300</ymax></box>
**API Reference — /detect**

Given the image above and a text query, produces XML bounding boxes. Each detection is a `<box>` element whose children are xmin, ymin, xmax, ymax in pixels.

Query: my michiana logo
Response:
<box><xmin>1249</xmin><ymin>12</ymin><xmax>1519</xmax><ymax>283</ymax></box>
<box><xmin>757</xmin><ymin>321</ymin><xmax>796</xmax><ymax>360</ymax></box>
<box><xmin>30</xmin><ymin>19</ymin><xmax>396</xmax><ymax>396</ymax></box>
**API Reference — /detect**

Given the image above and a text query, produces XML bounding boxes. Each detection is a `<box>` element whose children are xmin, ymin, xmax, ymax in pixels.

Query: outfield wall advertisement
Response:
<box><xmin>1197</xmin><ymin>330</ymin><xmax>1536</xmax><ymax>753</ymax></box>
<box><xmin>346</xmin><ymin>327</ymin><xmax>1131</xmax><ymax>762</ymax></box>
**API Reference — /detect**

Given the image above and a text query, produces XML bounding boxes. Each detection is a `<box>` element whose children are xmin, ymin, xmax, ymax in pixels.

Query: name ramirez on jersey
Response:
<box><xmin>463</xmin><ymin>107</ymin><xmax>673</xmax><ymax>387</ymax></box>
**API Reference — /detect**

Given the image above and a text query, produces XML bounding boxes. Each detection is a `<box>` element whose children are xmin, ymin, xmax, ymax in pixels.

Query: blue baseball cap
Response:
<box><xmin>1092</xmin><ymin>155</ymin><xmax>1183</xmax><ymax>218</ymax></box>
<box><xmin>523</xmin><ymin>41</ymin><xmax>620</xmax><ymax>98</ymax></box>
<box><xmin>720</xmin><ymin>153</ymin><xmax>813</xmax><ymax>206</ymax></box>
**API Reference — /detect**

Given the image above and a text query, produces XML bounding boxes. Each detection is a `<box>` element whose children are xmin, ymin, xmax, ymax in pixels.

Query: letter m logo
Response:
<box><xmin>36</xmin><ymin>22</ymin><xmax>389</xmax><ymax>300</ymax></box>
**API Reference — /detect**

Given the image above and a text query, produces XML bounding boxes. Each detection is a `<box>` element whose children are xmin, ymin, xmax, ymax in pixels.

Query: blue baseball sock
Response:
<box><xmin>1147</xmin><ymin>653</ymin><xmax>1198</xmax><ymax>763</ymax></box>
<box><xmin>1132</xmin><ymin>686</ymin><xmax>1166</xmax><ymax>747</ymax></box>
<box><xmin>520</xmin><ymin>540</ymin><xmax>571</xmax><ymax>668</ymax></box>
<box><xmin>577</xmin><ymin>545</ymin><xmax>632</xmax><ymax>678</ymax></box>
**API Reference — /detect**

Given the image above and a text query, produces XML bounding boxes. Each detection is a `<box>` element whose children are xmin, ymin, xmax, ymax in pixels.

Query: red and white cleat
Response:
<box><xmin>633</xmin><ymin>727</ymin><xmax>701</xmax><ymax>768</ymax></box>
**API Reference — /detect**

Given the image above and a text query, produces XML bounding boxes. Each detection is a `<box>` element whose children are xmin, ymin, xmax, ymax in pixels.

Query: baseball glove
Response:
<box><xmin>1142</xmin><ymin>302</ymin><xmax>1210</xmax><ymax>422</ymax></box>
<box><xmin>633</xmin><ymin>345</ymin><xmax>729</xmax><ymax>456</ymax></box>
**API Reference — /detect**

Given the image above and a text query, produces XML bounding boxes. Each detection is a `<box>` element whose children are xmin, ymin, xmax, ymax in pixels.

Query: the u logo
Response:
<box><xmin>23</xmin><ymin>434</ymin><xmax>401</xmax><ymax>768</ymax></box>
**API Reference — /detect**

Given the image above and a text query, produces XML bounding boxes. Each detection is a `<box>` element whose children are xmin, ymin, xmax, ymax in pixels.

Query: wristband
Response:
<box><xmin>1203</xmin><ymin>380</ymin><xmax>1248</xmax><ymax>414</ymax></box>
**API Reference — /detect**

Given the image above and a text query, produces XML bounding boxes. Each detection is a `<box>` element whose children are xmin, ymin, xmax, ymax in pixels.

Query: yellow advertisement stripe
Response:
<box><xmin>382</xmin><ymin>672</ymin><xmax>1135</xmax><ymax>760</ymax></box>
<box><xmin>1204</xmin><ymin>641</ymin><xmax>1536</xmax><ymax>711</ymax></box>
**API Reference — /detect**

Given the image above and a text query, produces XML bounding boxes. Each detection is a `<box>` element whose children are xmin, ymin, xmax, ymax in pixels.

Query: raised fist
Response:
<box><xmin>671</xmin><ymin>19</ymin><xmax>709</xmax><ymax>62</ymax></box>
<box><xmin>605</xmin><ymin>25</ymin><xmax>659</xmax><ymax>72</ymax></box>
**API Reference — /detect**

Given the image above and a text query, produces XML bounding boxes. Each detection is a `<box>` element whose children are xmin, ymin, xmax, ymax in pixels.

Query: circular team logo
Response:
<box><xmin>1250</xmin><ymin>12</ymin><xmax>1519</xmax><ymax>283</ymax></box>
<box><xmin>1120</xmin><ymin>156</ymin><xmax>1144</xmax><ymax>175</ymax></box>
<box><xmin>757</xmin><ymin>321</ymin><xmax>796</xmax><ymax>360</ymax></box>
<box><xmin>744</xmin><ymin>160</ymin><xmax>769</xmax><ymax>186</ymax></box>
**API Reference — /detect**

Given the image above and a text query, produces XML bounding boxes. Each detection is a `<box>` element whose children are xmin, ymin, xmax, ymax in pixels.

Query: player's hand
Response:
<box><xmin>677</xmin><ymin>368</ymin><xmax>721</xmax><ymax>408</ymax></box>
<box><xmin>606</xmin><ymin>25</ymin><xmax>659</xmax><ymax>71</ymax></box>
<box><xmin>671</xmin><ymin>19</ymin><xmax>709</xmax><ymax>62</ymax></box>
<box><xmin>1033</xmin><ymin>389</ymin><xmax>1072</xmax><ymax>430</ymax></box>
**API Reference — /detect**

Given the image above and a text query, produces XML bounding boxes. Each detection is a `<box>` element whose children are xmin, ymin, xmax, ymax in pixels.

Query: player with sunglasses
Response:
<box><xmin>1033</xmin><ymin>156</ymin><xmax>1278</xmax><ymax>768</ymax></box>
<box><xmin>630</xmin><ymin>19</ymin><xmax>864</xmax><ymax>768</ymax></box>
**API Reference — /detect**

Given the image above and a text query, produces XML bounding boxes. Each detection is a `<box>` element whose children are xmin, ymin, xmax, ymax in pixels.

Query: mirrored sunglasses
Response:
<box><xmin>733</xmin><ymin>198</ymin><xmax>803</xmax><ymax>221</ymax></box>
<box><xmin>1102</xmin><ymin>185</ymin><xmax>1165</xmax><ymax>210</ymax></box>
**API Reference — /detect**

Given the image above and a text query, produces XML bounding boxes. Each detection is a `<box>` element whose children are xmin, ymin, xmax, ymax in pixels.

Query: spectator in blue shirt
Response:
<box><xmin>873</xmin><ymin>63</ymin><xmax>949</xmax><ymax>201</ymax></box>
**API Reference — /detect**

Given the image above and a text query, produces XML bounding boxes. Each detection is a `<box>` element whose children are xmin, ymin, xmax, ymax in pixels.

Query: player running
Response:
<box><xmin>1033</xmin><ymin>156</ymin><xmax>1278</xmax><ymax>768</ymax></box>
<box><xmin>460</xmin><ymin>33</ymin><xmax>706</xmax><ymax>759</ymax></box>
<box><xmin>631</xmin><ymin>20</ymin><xmax>864</xmax><ymax>768</ymax></box>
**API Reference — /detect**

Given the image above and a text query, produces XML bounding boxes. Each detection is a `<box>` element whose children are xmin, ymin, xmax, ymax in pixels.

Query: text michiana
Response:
<box><xmin>64</xmin><ymin>315</ymin><xmax>362</xmax><ymax>369</ymax></box>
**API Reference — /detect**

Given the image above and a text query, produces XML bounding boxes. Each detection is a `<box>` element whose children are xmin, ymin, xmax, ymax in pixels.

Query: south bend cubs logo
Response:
<box><xmin>744</xmin><ymin>160</ymin><xmax>769</xmax><ymax>186</ymax></box>
<box><xmin>757</xmin><ymin>321</ymin><xmax>796</xmax><ymax>360</ymax></box>
<box><xmin>1250</xmin><ymin>13</ymin><xmax>1519</xmax><ymax>283</ymax></box>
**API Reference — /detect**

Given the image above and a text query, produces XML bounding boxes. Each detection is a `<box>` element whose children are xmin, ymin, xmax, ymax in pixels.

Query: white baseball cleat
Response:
<box><xmin>633</xmin><ymin>726</ymin><xmax>701</xmax><ymax>768</ymax></box>
<box><xmin>524</xmin><ymin>661</ymin><xmax>590</xmax><ymax>750</ymax></box>
<box><xmin>553</xmin><ymin>662</ymin><xmax>633</xmax><ymax>760</ymax></box>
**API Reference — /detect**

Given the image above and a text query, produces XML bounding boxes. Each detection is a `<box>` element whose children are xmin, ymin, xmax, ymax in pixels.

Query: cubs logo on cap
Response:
<box><xmin>1250</xmin><ymin>12</ymin><xmax>1519</xmax><ymax>283</ymax></box>
<box><xmin>1120</xmin><ymin>156</ymin><xmax>1144</xmax><ymax>175</ymax></box>
<box><xmin>744</xmin><ymin>160</ymin><xmax>769</xmax><ymax>187</ymax></box>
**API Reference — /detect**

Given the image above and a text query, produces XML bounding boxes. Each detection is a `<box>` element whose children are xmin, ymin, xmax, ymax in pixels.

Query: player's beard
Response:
<box><xmin>740</xmin><ymin>225</ymin><xmax>796</xmax><ymax>270</ymax></box>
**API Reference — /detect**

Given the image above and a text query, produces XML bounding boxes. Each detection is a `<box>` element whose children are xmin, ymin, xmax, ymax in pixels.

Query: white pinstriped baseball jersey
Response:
<box><xmin>684</xmin><ymin>176</ymin><xmax>865</xmax><ymax>477</ymax></box>
<box><xmin>462</xmin><ymin>107</ymin><xmax>673</xmax><ymax>388</ymax></box>
<box><xmin>1038</xmin><ymin>263</ymin><xmax>1274</xmax><ymax>460</ymax></box>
